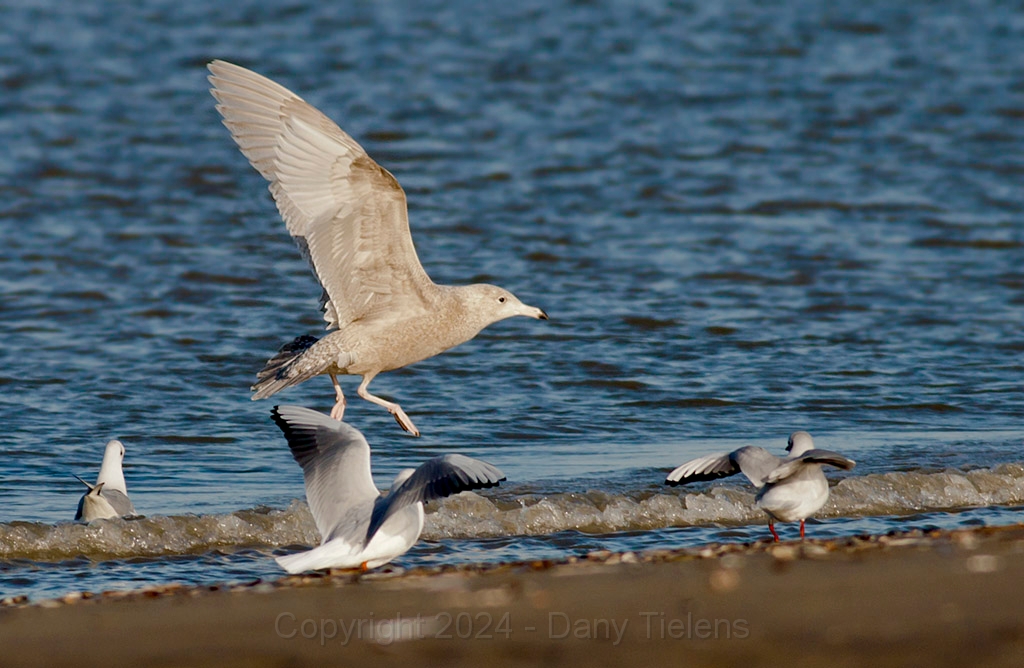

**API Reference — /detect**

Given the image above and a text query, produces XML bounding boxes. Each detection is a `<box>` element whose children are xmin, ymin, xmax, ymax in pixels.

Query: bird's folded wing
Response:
<box><xmin>365</xmin><ymin>455</ymin><xmax>505</xmax><ymax>543</ymax></box>
<box><xmin>102</xmin><ymin>489</ymin><xmax>136</xmax><ymax>516</ymax></box>
<box><xmin>765</xmin><ymin>449</ymin><xmax>856</xmax><ymax>484</ymax></box>
<box><xmin>208</xmin><ymin>60</ymin><xmax>434</xmax><ymax>329</ymax></box>
<box><xmin>271</xmin><ymin>405</ymin><xmax>379</xmax><ymax>540</ymax></box>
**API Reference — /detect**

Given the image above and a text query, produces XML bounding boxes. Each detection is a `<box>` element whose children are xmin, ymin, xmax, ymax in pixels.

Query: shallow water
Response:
<box><xmin>1</xmin><ymin>0</ymin><xmax>1023</xmax><ymax>601</ymax></box>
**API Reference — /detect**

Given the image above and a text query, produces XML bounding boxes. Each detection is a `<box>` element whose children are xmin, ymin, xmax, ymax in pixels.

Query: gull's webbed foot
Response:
<box><xmin>390</xmin><ymin>405</ymin><xmax>420</xmax><ymax>437</ymax></box>
<box><xmin>357</xmin><ymin>377</ymin><xmax>421</xmax><ymax>437</ymax></box>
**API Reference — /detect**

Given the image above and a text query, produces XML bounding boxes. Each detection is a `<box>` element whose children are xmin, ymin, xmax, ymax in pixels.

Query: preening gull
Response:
<box><xmin>665</xmin><ymin>431</ymin><xmax>855</xmax><ymax>541</ymax></box>
<box><xmin>271</xmin><ymin>405</ymin><xmax>506</xmax><ymax>573</ymax></box>
<box><xmin>74</xmin><ymin>439</ymin><xmax>136</xmax><ymax>522</ymax></box>
<box><xmin>208</xmin><ymin>60</ymin><xmax>548</xmax><ymax>436</ymax></box>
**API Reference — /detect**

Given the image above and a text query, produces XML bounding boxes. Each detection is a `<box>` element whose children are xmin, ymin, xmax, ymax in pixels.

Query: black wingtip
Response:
<box><xmin>270</xmin><ymin>405</ymin><xmax>293</xmax><ymax>437</ymax></box>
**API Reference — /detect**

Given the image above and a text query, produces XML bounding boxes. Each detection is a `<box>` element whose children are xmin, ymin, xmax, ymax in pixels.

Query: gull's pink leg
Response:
<box><xmin>357</xmin><ymin>375</ymin><xmax>420</xmax><ymax>437</ymax></box>
<box><xmin>329</xmin><ymin>374</ymin><xmax>346</xmax><ymax>420</ymax></box>
<box><xmin>800</xmin><ymin>519</ymin><xmax>806</xmax><ymax>540</ymax></box>
<box><xmin>769</xmin><ymin>520</ymin><xmax>780</xmax><ymax>542</ymax></box>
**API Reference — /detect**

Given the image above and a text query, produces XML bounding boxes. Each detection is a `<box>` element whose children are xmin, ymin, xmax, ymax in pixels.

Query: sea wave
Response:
<box><xmin>0</xmin><ymin>504</ymin><xmax>318</xmax><ymax>562</ymax></box>
<box><xmin>430</xmin><ymin>463</ymin><xmax>1024</xmax><ymax>538</ymax></box>
<box><xmin>3</xmin><ymin>464</ymin><xmax>1023</xmax><ymax>562</ymax></box>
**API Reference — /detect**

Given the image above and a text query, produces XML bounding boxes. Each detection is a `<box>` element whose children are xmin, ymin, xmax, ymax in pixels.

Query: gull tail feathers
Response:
<box><xmin>275</xmin><ymin>542</ymin><xmax>364</xmax><ymax>574</ymax></box>
<box><xmin>251</xmin><ymin>335</ymin><xmax>324</xmax><ymax>400</ymax></box>
<box><xmin>275</xmin><ymin>549</ymin><xmax>323</xmax><ymax>574</ymax></box>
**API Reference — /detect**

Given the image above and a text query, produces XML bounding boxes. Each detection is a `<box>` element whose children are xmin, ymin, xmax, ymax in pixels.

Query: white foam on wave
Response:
<box><xmin>0</xmin><ymin>501</ymin><xmax>318</xmax><ymax>561</ymax></box>
<box><xmin>426</xmin><ymin>463</ymin><xmax>1024</xmax><ymax>538</ymax></box>
<box><xmin>3</xmin><ymin>464</ymin><xmax>1023</xmax><ymax>562</ymax></box>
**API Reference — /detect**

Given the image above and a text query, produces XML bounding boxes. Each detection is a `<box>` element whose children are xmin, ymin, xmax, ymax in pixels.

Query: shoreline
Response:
<box><xmin>3</xmin><ymin>524</ymin><xmax>1024</xmax><ymax>666</ymax></box>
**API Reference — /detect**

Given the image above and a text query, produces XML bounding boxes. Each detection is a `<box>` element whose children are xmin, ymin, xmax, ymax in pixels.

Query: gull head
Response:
<box><xmin>464</xmin><ymin>284</ymin><xmax>548</xmax><ymax>327</ymax></box>
<box><xmin>786</xmin><ymin>431</ymin><xmax>815</xmax><ymax>456</ymax></box>
<box><xmin>103</xmin><ymin>439</ymin><xmax>126</xmax><ymax>465</ymax></box>
<box><xmin>97</xmin><ymin>439</ymin><xmax>128</xmax><ymax>493</ymax></box>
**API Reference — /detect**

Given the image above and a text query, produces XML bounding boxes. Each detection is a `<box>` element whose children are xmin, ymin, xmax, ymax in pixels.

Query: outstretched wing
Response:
<box><xmin>665</xmin><ymin>446</ymin><xmax>782</xmax><ymax>489</ymax></box>
<box><xmin>665</xmin><ymin>452</ymin><xmax>739</xmax><ymax>486</ymax></box>
<box><xmin>271</xmin><ymin>405</ymin><xmax>379</xmax><ymax>541</ymax></box>
<box><xmin>730</xmin><ymin>446</ymin><xmax>785</xmax><ymax>488</ymax></box>
<box><xmin>365</xmin><ymin>455</ymin><xmax>505</xmax><ymax>543</ymax></box>
<box><xmin>766</xmin><ymin>449</ymin><xmax>856</xmax><ymax>484</ymax></box>
<box><xmin>208</xmin><ymin>60</ymin><xmax>435</xmax><ymax>329</ymax></box>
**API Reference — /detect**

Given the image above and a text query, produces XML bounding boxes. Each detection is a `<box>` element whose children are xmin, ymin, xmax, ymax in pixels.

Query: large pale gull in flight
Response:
<box><xmin>208</xmin><ymin>60</ymin><xmax>548</xmax><ymax>436</ymax></box>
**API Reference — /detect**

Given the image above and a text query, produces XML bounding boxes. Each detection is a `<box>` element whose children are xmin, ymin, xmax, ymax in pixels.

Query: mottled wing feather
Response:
<box><xmin>271</xmin><ymin>405</ymin><xmax>379</xmax><ymax>541</ymax></box>
<box><xmin>766</xmin><ymin>449</ymin><xmax>856</xmax><ymax>484</ymax></box>
<box><xmin>208</xmin><ymin>60</ymin><xmax>435</xmax><ymax>330</ymax></box>
<box><xmin>365</xmin><ymin>455</ymin><xmax>505</xmax><ymax>543</ymax></box>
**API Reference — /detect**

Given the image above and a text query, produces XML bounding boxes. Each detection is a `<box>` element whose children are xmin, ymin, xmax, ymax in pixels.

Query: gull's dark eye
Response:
<box><xmin>498</xmin><ymin>296</ymin><xmax>506</xmax><ymax>303</ymax></box>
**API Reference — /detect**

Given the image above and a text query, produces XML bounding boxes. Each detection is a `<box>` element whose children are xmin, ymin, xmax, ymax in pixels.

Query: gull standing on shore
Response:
<box><xmin>208</xmin><ymin>61</ymin><xmax>548</xmax><ymax>436</ymax></box>
<box><xmin>665</xmin><ymin>431</ymin><xmax>855</xmax><ymax>541</ymax></box>
<box><xmin>74</xmin><ymin>439</ymin><xmax>136</xmax><ymax>522</ymax></box>
<box><xmin>271</xmin><ymin>405</ymin><xmax>505</xmax><ymax>573</ymax></box>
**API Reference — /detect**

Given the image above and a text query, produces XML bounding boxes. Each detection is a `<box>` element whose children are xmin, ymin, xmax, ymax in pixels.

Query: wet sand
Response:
<box><xmin>3</xmin><ymin>524</ymin><xmax>1024</xmax><ymax>667</ymax></box>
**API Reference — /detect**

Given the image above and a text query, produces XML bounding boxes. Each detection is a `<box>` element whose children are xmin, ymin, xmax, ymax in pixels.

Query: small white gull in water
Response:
<box><xmin>74</xmin><ymin>439</ymin><xmax>136</xmax><ymax>522</ymax></box>
<box><xmin>665</xmin><ymin>431</ymin><xmax>855</xmax><ymax>541</ymax></box>
<box><xmin>208</xmin><ymin>61</ymin><xmax>548</xmax><ymax>436</ymax></box>
<box><xmin>271</xmin><ymin>405</ymin><xmax>506</xmax><ymax>573</ymax></box>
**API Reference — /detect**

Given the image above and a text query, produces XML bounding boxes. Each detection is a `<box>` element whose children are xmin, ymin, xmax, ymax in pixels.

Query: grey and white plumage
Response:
<box><xmin>74</xmin><ymin>439</ymin><xmax>136</xmax><ymax>522</ymax></box>
<box><xmin>271</xmin><ymin>405</ymin><xmax>506</xmax><ymax>573</ymax></box>
<box><xmin>665</xmin><ymin>431</ymin><xmax>855</xmax><ymax>541</ymax></box>
<box><xmin>208</xmin><ymin>60</ymin><xmax>548</xmax><ymax>436</ymax></box>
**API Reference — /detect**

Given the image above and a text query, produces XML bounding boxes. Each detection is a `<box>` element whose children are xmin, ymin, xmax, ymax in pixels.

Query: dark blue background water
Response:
<box><xmin>1</xmin><ymin>0</ymin><xmax>1023</xmax><ymax>600</ymax></box>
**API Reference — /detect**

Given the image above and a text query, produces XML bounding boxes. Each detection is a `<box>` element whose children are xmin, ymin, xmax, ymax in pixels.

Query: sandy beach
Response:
<box><xmin>3</xmin><ymin>524</ymin><xmax>1024</xmax><ymax>667</ymax></box>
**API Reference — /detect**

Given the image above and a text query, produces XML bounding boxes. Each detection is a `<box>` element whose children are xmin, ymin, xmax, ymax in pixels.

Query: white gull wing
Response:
<box><xmin>665</xmin><ymin>446</ymin><xmax>782</xmax><ymax>489</ymax></box>
<box><xmin>73</xmin><ymin>474</ymin><xmax>135</xmax><ymax>520</ymax></box>
<box><xmin>665</xmin><ymin>452</ymin><xmax>737</xmax><ymax>485</ymax></box>
<box><xmin>271</xmin><ymin>405</ymin><xmax>379</xmax><ymax>542</ymax></box>
<box><xmin>365</xmin><ymin>455</ymin><xmax>505</xmax><ymax>544</ymax></box>
<box><xmin>208</xmin><ymin>60</ymin><xmax>435</xmax><ymax>330</ymax></box>
<box><xmin>76</xmin><ymin>483</ymin><xmax>115</xmax><ymax>522</ymax></box>
<box><xmin>765</xmin><ymin>449</ymin><xmax>856</xmax><ymax>484</ymax></box>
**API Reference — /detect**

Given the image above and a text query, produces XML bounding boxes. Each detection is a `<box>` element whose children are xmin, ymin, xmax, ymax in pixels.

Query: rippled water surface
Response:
<box><xmin>1</xmin><ymin>0</ymin><xmax>1023</xmax><ymax>601</ymax></box>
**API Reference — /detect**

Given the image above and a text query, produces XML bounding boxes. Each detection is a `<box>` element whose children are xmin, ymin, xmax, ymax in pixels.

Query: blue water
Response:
<box><xmin>1</xmin><ymin>0</ymin><xmax>1023</xmax><ymax>601</ymax></box>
